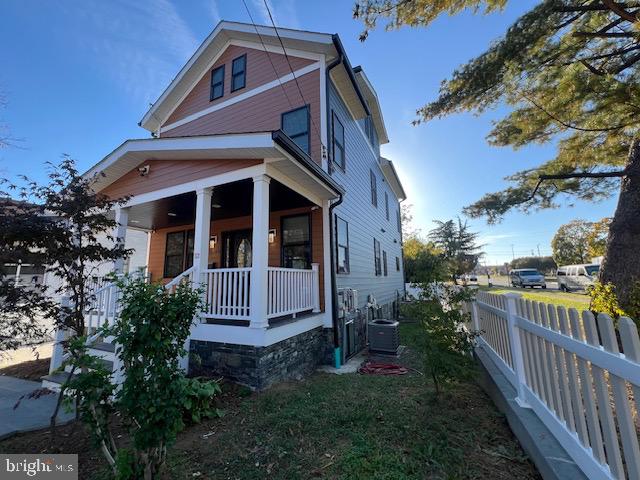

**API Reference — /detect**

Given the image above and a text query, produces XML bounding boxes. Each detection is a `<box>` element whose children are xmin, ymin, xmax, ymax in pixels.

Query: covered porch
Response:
<box><xmin>100</xmin><ymin>132</ymin><xmax>342</xmax><ymax>346</ymax></box>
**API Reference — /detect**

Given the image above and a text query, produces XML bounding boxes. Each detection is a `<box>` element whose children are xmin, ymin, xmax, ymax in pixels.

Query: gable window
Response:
<box><xmin>336</xmin><ymin>216</ymin><xmax>350</xmax><ymax>274</ymax></box>
<box><xmin>332</xmin><ymin>112</ymin><xmax>345</xmax><ymax>171</ymax></box>
<box><xmin>282</xmin><ymin>106</ymin><xmax>310</xmax><ymax>154</ymax></box>
<box><xmin>231</xmin><ymin>54</ymin><xmax>246</xmax><ymax>92</ymax></box>
<box><xmin>163</xmin><ymin>229</ymin><xmax>194</xmax><ymax>278</ymax></box>
<box><xmin>373</xmin><ymin>238</ymin><xmax>381</xmax><ymax>276</ymax></box>
<box><xmin>282</xmin><ymin>214</ymin><xmax>311</xmax><ymax>269</ymax></box>
<box><xmin>370</xmin><ymin>170</ymin><xmax>378</xmax><ymax>207</ymax></box>
<box><xmin>210</xmin><ymin>65</ymin><xmax>225</xmax><ymax>101</ymax></box>
<box><xmin>385</xmin><ymin>192</ymin><xmax>389</xmax><ymax>221</ymax></box>
<box><xmin>383</xmin><ymin>251</ymin><xmax>388</xmax><ymax>276</ymax></box>
<box><xmin>396</xmin><ymin>256</ymin><xmax>400</xmax><ymax>272</ymax></box>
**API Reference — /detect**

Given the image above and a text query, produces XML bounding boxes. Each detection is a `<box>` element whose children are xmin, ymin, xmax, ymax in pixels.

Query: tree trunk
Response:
<box><xmin>600</xmin><ymin>139</ymin><xmax>640</xmax><ymax>317</ymax></box>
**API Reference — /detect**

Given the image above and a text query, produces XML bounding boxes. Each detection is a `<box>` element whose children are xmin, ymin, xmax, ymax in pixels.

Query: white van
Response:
<box><xmin>557</xmin><ymin>264</ymin><xmax>600</xmax><ymax>292</ymax></box>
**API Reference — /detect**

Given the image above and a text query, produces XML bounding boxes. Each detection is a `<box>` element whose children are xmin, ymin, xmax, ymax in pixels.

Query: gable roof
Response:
<box><xmin>380</xmin><ymin>157</ymin><xmax>407</xmax><ymax>201</ymax></box>
<box><xmin>353</xmin><ymin>66</ymin><xmax>389</xmax><ymax>144</ymax></box>
<box><xmin>139</xmin><ymin>21</ymin><xmax>389</xmax><ymax>144</ymax></box>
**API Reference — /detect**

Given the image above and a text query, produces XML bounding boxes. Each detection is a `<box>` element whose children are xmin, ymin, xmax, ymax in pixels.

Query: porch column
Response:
<box><xmin>193</xmin><ymin>187</ymin><xmax>213</xmax><ymax>286</ymax></box>
<box><xmin>113</xmin><ymin>207</ymin><xmax>129</xmax><ymax>274</ymax></box>
<box><xmin>250</xmin><ymin>174</ymin><xmax>270</xmax><ymax>329</ymax></box>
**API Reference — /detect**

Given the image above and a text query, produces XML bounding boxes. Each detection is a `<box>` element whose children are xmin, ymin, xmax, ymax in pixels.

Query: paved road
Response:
<box><xmin>0</xmin><ymin>376</ymin><xmax>74</xmax><ymax>439</ymax></box>
<box><xmin>477</xmin><ymin>275</ymin><xmax>559</xmax><ymax>290</ymax></box>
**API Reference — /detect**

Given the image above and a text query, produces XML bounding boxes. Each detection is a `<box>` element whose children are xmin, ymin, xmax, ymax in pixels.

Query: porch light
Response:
<box><xmin>168</xmin><ymin>212</ymin><xmax>177</xmax><ymax>217</ymax></box>
<box><xmin>212</xmin><ymin>203</ymin><xmax>222</xmax><ymax>209</ymax></box>
<box><xmin>268</xmin><ymin>229</ymin><xmax>276</xmax><ymax>243</ymax></box>
<box><xmin>209</xmin><ymin>235</ymin><xmax>217</xmax><ymax>249</ymax></box>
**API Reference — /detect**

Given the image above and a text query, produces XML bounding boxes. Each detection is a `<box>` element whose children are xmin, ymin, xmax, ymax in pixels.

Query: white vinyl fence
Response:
<box><xmin>473</xmin><ymin>291</ymin><xmax>640</xmax><ymax>480</ymax></box>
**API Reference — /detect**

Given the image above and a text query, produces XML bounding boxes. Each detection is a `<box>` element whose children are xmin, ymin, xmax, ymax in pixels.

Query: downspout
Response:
<box><xmin>328</xmin><ymin>193</ymin><xmax>344</xmax><ymax>368</ymax></box>
<box><xmin>326</xmin><ymin>52</ymin><xmax>343</xmax><ymax>368</ymax></box>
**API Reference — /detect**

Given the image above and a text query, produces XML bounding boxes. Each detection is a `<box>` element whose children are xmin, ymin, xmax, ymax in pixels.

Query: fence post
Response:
<box><xmin>471</xmin><ymin>301</ymin><xmax>481</xmax><ymax>332</ymax></box>
<box><xmin>312</xmin><ymin>263</ymin><xmax>320</xmax><ymax>313</ymax></box>
<box><xmin>504</xmin><ymin>292</ymin><xmax>530</xmax><ymax>408</ymax></box>
<box><xmin>49</xmin><ymin>295</ymin><xmax>70</xmax><ymax>374</ymax></box>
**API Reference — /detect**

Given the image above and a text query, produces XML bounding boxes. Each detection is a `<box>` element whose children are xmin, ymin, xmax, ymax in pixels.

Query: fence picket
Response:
<box><xmin>598</xmin><ymin>313</ymin><xmax>640</xmax><ymax>480</ymax></box>
<box><xmin>583</xmin><ymin>311</ymin><xmax>625</xmax><ymax>478</ymax></box>
<box><xmin>570</xmin><ymin>309</ymin><xmax>606</xmax><ymax>462</ymax></box>
<box><xmin>618</xmin><ymin>317</ymin><xmax>640</xmax><ymax>427</ymax></box>
<box><xmin>532</xmin><ymin>301</ymin><xmax>554</xmax><ymax>410</ymax></box>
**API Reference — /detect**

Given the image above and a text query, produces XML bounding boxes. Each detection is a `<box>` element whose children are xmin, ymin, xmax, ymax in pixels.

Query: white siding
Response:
<box><xmin>328</xmin><ymin>81</ymin><xmax>405</xmax><ymax>309</ymax></box>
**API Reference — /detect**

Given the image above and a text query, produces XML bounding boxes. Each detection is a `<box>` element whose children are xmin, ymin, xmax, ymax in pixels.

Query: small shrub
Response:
<box><xmin>181</xmin><ymin>377</ymin><xmax>223</xmax><ymax>424</ymax></box>
<box><xmin>588</xmin><ymin>281</ymin><xmax>626</xmax><ymax>320</ymax></box>
<box><xmin>64</xmin><ymin>277</ymin><xmax>223</xmax><ymax>480</ymax></box>
<box><xmin>404</xmin><ymin>284</ymin><xmax>479</xmax><ymax>396</ymax></box>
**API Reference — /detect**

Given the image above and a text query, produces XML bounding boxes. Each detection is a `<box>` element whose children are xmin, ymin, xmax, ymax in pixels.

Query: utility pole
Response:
<box><xmin>511</xmin><ymin>244</ymin><xmax>515</xmax><ymax>261</ymax></box>
<box><xmin>537</xmin><ymin>244</ymin><xmax>541</xmax><ymax>257</ymax></box>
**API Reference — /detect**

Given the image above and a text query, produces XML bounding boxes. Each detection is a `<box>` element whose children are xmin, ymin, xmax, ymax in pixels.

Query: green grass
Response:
<box><xmin>166</xmin><ymin>322</ymin><xmax>539</xmax><ymax>480</ymax></box>
<box><xmin>480</xmin><ymin>285</ymin><xmax>590</xmax><ymax>311</ymax></box>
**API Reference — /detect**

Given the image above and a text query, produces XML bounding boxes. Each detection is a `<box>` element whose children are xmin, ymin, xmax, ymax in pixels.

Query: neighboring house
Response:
<box><xmin>46</xmin><ymin>21</ymin><xmax>406</xmax><ymax>390</ymax></box>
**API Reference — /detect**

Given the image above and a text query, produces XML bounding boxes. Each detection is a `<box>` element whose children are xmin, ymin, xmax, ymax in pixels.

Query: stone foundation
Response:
<box><xmin>189</xmin><ymin>326</ymin><xmax>333</xmax><ymax>390</ymax></box>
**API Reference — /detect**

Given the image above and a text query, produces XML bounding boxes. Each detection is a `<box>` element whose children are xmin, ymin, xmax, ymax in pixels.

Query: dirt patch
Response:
<box><xmin>0</xmin><ymin>357</ymin><xmax>50</xmax><ymax>381</ymax></box>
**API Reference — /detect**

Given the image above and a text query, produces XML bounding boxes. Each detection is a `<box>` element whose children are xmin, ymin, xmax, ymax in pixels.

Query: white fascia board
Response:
<box><xmin>355</xmin><ymin>69</ymin><xmax>389</xmax><ymax>144</ymax></box>
<box><xmin>380</xmin><ymin>157</ymin><xmax>407</xmax><ymax>201</ymax></box>
<box><xmin>84</xmin><ymin>133</ymin><xmax>274</xmax><ymax>180</ymax></box>
<box><xmin>140</xmin><ymin>21</ymin><xmax>334</xmax><ymax>132</ymax></box>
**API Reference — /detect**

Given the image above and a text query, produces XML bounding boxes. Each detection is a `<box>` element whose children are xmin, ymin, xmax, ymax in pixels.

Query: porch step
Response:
<box><xmin>41</xmin><ymin>371</ymin><xmax>78</xmax><ymax>391</ymax></box>
<box><xmin>90</xmin><ymin>341</ymin><xmax>115</xmax><ymax>353</ymax></box>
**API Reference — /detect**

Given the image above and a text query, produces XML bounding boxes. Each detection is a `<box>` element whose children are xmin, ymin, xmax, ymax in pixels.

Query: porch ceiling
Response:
<box><xmin>126</xmin><ymin>178</ymin><xmax>314</xmax><ymax>230</ymax></box>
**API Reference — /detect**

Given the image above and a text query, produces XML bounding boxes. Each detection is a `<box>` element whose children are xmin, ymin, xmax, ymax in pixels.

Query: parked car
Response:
<box><xmin>557</xmin><ymin>264</ymin><xmax>599</xmax><ymax>292</ymax></box>
<box><xmin>509</xmin><ymin>269</ymin><xmax>546</xmax><ymax>288</ymax></box>
<box><xmin>463</xmin><ymin>274</ymin><xmax>478</xmax><ymax>284</ymax></box>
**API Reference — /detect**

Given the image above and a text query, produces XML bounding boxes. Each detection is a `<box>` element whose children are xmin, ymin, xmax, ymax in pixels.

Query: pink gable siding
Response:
<box><xmin>165</xmin><ymin>45</ymin><xmax>314</xmax><ymax>126</ymax></box>
<box><xmin>161</xmin><ymin>69</ymin><xmax>322</xmax><ymax>166</ymax></box>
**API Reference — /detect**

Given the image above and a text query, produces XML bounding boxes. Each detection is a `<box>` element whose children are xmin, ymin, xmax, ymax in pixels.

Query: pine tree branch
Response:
<box><xmin>602</xmin><ymin>0</ymin><xmax>640</xmax><ymax>21</ymax></box>
<box><xmin>527</xmin><ymin>170</ymin><xmax>627</xmax><ymax>202</ymax></box>
<box><xmin>556</xmin><ymin>3</ymin><xmax>640</xmax><ymax>13</ymax></box>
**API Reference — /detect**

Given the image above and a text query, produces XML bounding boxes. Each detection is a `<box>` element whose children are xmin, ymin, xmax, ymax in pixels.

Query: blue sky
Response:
<box><xmin>0</xmin><ymin>0</ymin><xmax>618</xmax><ymax>264</ymax></box>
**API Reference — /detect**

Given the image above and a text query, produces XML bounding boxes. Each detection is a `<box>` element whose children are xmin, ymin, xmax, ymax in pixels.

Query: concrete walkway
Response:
<box><xmin>0</xmin><ymin>375</ymin><xmax>75</xmax><ymax>440</ymax></box>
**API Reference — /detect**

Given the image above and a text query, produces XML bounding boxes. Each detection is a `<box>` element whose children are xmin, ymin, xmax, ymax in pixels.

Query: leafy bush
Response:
<box><xmin>64</xmin><ymin>277</ymin><xmax>222</xmax><ymax>479</ymax></box>
<box><xmin>589</xmin><ymin>281</ymin><xmax>640</xmax><ymax>327</ymax></box>
<box><xmin>403</xmin><ymin>285</ymin><xmax>479</xmax><ymax>396</ymax></box>
<box><xmin>181</xmin><ymin>377</ymin><xmax>223</xmax><ymax>424</ymax></box>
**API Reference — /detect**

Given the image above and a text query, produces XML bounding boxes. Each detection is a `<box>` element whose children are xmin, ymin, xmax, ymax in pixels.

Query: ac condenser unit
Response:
<box><xmin>368</xmin><ymin>319</ymin><xmax>400</xmax><ymax>355</ymax></box>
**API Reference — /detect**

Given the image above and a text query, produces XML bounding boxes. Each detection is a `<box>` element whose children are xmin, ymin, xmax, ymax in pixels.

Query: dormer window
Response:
<box><xmin>231</xmin><ymin>54</ymin><xmax>246</xmax><ymax>92</ymax></box>
<box><xmin>210</xmin><ymin>65</ymin><xmax>224</xmax><ymax>101</ymax></box>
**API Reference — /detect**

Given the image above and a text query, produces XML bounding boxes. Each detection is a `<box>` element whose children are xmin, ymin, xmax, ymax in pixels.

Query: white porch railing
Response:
<box><xmin>267</xmin><ymin>264</ymin><xmax>319</xmax><ymax>319</ymax></box>
<box><xmin>201</xmin><ymin>267</ymin><xmax>252</xmax><ymax>320</ymax></box>
<box><xmin>473</xmin><ymin>291</ymin><xmax>640</xmax><ymax>480</ymax></box>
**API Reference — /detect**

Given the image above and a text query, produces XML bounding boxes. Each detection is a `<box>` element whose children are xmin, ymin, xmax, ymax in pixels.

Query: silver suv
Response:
<box><xmin>510</xmin><ymin>269</ymin><xmax>546</xmax><ymax>289</ymax></box>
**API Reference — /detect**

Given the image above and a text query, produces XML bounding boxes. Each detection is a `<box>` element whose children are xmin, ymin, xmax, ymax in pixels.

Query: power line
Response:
<box><xmin>261</xmin><ymin>0</ymin><xmax>324</xmax><ymax>155</ymax></box>
<box><xmin>240</xmin><ymin>0</ymin><xmax>296</xmax><ymax>111</ymax></box>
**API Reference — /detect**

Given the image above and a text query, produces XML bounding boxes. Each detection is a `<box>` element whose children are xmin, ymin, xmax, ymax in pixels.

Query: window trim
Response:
<box><xmin>281</xmin><ymin>105</ymin><xmax>311</xmax><ymax>154</ymax></box>
<box><xmin>370</xmin><ymin>169</ymin><xmax>378</xmax><ymax>208</ymax></box>
<box><xmin>210</xmin><ymin>64</ymin><xmax>225</xmax><ymax>101</ymax></box>
<box><xmin>163</xmin><ymin>229</ymin><xmax>194</xmax><ymax>278</ymax></box>
<box><xmin>230</xmin><ymin>54</ymin><xmax>247</xmax><ymax>92</ymax></box>
<box><xmin>280</xmin><ymin>213</ymin><xmax>312</xmax><ymax>269</ymax></box>
<box><xmin>374</xmin><ymin>238</ymin><xmax>381</xmax><ymax>276</ymax></box>
<box><xmin>335</xmin><ymin>215</ymin><xmax>350</xmax><ymax>274</ymax></box>
<box><xmin>332</xmin><ymin>111</ymin><xmax>345</xmax><ymax>171</ymax></box>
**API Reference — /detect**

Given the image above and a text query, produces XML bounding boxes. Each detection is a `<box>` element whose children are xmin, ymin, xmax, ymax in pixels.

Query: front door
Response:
<box><xmin>222</xmin><ymin>229</ymin><xmax>252</xmax><ymax>268</ymax></box>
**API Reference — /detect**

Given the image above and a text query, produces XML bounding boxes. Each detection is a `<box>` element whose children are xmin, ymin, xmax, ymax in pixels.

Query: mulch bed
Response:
<box><xmin>0</xmin><ymin>357</ymin><xmax>51</xmax><ymax>381</ymax></box>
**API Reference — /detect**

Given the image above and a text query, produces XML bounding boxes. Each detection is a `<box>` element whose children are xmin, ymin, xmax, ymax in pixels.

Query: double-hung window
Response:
<box><xmin>397</xmin><ymin>208</ymin><xmax>401</xmax><ymax>233</ymax></box>
<box><xmin>370</xmin><ymin>169</ymin><xmax>378</xmax><ymax>207</ymax></box>
<box><xmin>163</xmin><ymin>230</ymin><xmax>194</xmax><ymax>278</ymax></box>
<box><xmin>336</xmin><ymin>216</ymin><xmax>350</xmax><ymax>274</ymax></box>
<box><xmin>373</xmin><ymin>238</ymin><xmax>381</xmax><ymax>276</ymax></box>
<box><xmin>231</xmin><ymin>54</ymin><xmax>246</xmax><ymax>92</ymax></box>
<box><xmin>385</xmin><ymin>192</ymin><xmax>389</xmax><ymax>221</ymax></box>
<box><xmin>210</xmin><ymin>65</ymin><xmax>225</xmax><ymax>101</ymax></box>
<box><xmin>332</xmin><ymin>112</ymin><xmax>345</xmax><ymax>170</ymax></box>
<box><xmin>281</xmin><ymin>214</ymin><xmax>311</xmax><ymax>269</ymax></box>
<box><xmin>396</xmin><ymin>256</ymin><xmax>400</xmax><ymax>272</ymax></box>
<box><xmin>282</xmin><ymin>106</ymin><xmax>310</xmax><ymax>154</ymax></box>
<box><xmin>383</xmin><ymin>251</ymin><xmax>388</xmax><ymax>276</ymax></box>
